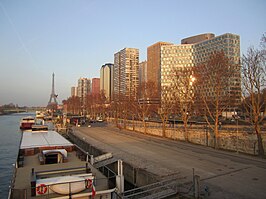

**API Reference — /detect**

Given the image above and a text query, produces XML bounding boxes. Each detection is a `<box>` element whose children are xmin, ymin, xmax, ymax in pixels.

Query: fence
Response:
<box><xmin>108</xmin><ymin>118</ymin><xmax>266</xmax><ymax>155</ymax></box>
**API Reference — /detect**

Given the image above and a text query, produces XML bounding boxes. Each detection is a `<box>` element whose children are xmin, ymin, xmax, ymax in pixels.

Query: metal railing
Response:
<box><xmin>10</xmin><ymin>177</ymin><xmax>109</xmax><ymax>199</ymax></box>
<box><xmin>121</xmin><ymin>178</ymin><xmax>180</xmax><ymax>199</ymax></box>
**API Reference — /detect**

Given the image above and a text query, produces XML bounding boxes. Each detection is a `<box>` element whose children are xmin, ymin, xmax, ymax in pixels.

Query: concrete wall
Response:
<box><xmin>68</xmin><ymin>130</ymin><xmax>158</xmax><ymax>188</ymax></box>
<box><xmin>109</xmin><ymin>119</ymin><xmax>266</xmax><ymax>156</ymax></box>
<box><xmin>121</xmin><ymin>162</ymin><xmax>158</xmax><ymax>187</ymax></box>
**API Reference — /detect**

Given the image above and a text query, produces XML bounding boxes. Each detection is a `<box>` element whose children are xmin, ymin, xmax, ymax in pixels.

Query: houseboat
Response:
<box><xmin>35</xmin><ymin>111</ymin><xmax>45</xmax><ymax>119</ymax></box>
<box><xmin>9</xmin><ymin>128</ymin><xmax>117</xmax><ymax>199</ymax></box>
<box><xmin>19</xmin><ymin>116</ymin><xmax>35</xmax><ymax>130</ymax></box>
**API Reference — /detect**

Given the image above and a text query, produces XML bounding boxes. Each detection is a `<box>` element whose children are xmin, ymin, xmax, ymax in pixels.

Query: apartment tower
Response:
<box><xmin>113</xmin><ymin>48</ymin><xmax>139</xmax><ymax>100</ymax></box>
<box><xmin>77</xmin><ymin>78</ymin><xmax>91</xmax><ymax>108</ymax></box>
<box><xmin>139</xmin><ymin>60</ymin><xmax>147</xmax><ymax>87</ymax></box>
<box><xmin>71</xmin><ymin>86</ymin><xmax>77</xmax><ymax>97</ymax></box>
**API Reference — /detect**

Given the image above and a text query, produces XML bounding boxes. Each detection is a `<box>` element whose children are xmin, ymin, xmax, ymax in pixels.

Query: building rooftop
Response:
<box><xmin>20</xmin><ymin>130</ymin><xmax>73</xmax><ymax>149</ymax></box>
<box><xmin>181</xmin><ymin>33</ymin><xmax>215</xmax><ymax>44</ymax></box>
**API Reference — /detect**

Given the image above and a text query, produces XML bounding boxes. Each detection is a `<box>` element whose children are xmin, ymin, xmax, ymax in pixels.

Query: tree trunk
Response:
<box><xmin>184</xmin><ymin>118</ymin><xmax>188</xmax><ymax>142</ymax></box>
<box><xmin>255</xmin><ymin>123</ymin><xmax>265</xmax><ymax>157</ymax></box>
<box><xmin>214</xmin><ymin>123</ymin><xmax>219</xmax><ymax>149</ymax></box>
<box><xmin>115</xmin><ymin>112</ymin><xmax>118</xmax><ymax>127</ymax></box>
<box><xmin>123</xmin><ymin>117</ymin><xmax>126</xmax><ymax>129</ymax></box>
<box><xmin>133</xmin><ymin>116</ymin><xmax>135</xmax><ymax>131</ymax></box>
<box><xmin>143</xmin><ymin>119</ymin><xmax>147</xmax><ymax>134</ymax></box>
<box><xmin>145</xmin><ymin>121</ymin><xmax>147</xmax><ymax>134</ymax></box>
<box><xmin>162</xmin><ymin>121</ymin><xmax>166</xmax><ymax>137</ymax></box>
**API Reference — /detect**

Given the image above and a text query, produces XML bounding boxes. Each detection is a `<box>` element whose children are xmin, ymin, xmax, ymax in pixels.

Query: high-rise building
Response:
<box><xmin>191</xmin><ymin>33</ymin><xmax>241</xmax><ymax>110</ymax></box>
<box><xmin>158</xmin><ymin>33</ymin><xmax>241</xmax><ymax>110</ymax></box>
<box><xmin>77</xmin><ymin>78</ymin><xmax>91</xmax><ymax>108</ymax></box>
<box><xmin>147</xmin><ymin>42</ymin><xmax>173</xmax><ymax>98</ymax></box>
<box><xmin>161</xmin><ymin>44</ymin><xmax>194</xmax><ymax>104</ymax></box>
<box><xmin>100</xmin><ymin>63</ymin><xmax>113</xmax><ymax>100</ymax></box>
<box><xmin>138</xmin><ymin>60</ymin><xmax>147</xmax><ymax>98</ymax></box>
<box><xmin>71</xmin><ymin>86</ymin><xmax>77</xmax><ymax>97</ymax></box>
<box><xmin>113</xmin><ymin>48</ymin><xmax>139</xmax><ymax>100</ymax></box>
<box><xmin>92</xmin><ymin>78</ymin><xmax>100</xmax><ymax>95</ymax></box>
<box><xmin>139</xmin><ymin>60</ymin><xmax>147</xmax><ymax>85</ymax></box>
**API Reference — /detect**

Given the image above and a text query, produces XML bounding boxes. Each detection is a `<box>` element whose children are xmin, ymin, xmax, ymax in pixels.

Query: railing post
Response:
<box><xmin>86</xmin><ymin>163</ymin><xmax>91</xmax><ymax>173</ymax></box>
<box><xmin>86</xmin><ymin>152</ymin><xmax>89</xmax><ymax>162</ymax></box>
<box><xmin>31</xmin><ymin>168</ymin><xmax>36</xmax><ymax>197</ymax></box>
<box><xmin>90</xmin><ymin>155</ymin><xmax>94</xmax><ymax>165</ymax></box>
<box><xmin>69</xmin><ymin>181</ymin><xmax>72</xmax><ymax>199</ymax></box>
<box><xmin>194</xmin><ymin>175</ymin><xmax>200</xmax><ymax>199</ymax></box>
<box><xmin>116</xmin><ymin>160</ymin><xmax>124</xmax><ymax>193</ymax></box>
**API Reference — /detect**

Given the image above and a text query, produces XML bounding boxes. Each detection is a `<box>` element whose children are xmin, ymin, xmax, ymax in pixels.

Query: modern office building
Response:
<box><xmin>77</xmin><ymin>78</ymin><xmax>91</xmax><ymax>108</ymax></box>
<box><xmin>71</xmin><ymin>86</ymin><xmax>77</xmax><ymax>97</ymax></box>
<box><xmin>161</xmin><ymin>43</ymin><xmax>194</xmax><ymax>104</ymax></box>
<box><xmin>100</xmin><ymin>63</ymin><xmax>113</xmax><ymax>101</ymax></box>
<box><xmin>192</xmin><ymin>33</ymin><xmax>241</xmax><ymax>110</ymax></box>
<box><xmin>149</xmin><ymin>33</ymin><xmax>241</xmax><ymax>110</ymax></box>
<box><xmin>147</xmin><ymin>42</ymin><xmax>173</xmax><ymax>99</ymax></box>
<box><xmin>113</xmin><ymin>48</ymin><xmax>139</xmax><ymax>100</ymax></box>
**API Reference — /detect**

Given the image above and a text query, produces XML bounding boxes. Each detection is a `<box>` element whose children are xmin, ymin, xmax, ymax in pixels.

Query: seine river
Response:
<box><xmin>0</xmin><ymin>113</ymin><xmax>34</xmax><ymax>198</ymax></box>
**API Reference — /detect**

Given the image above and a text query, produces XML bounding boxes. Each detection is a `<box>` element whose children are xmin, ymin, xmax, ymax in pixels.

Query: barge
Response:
<box><xmin>9</xmin><ymin>127</ymin><xmax>117</xmax><ymax>199</ymax></box>
<box><xmin>19</xmin><ymin>116</ymin><xmax>35</xmax><ymax>130</ymax></box>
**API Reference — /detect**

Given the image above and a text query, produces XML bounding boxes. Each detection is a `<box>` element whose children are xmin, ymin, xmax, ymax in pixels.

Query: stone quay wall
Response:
<box><xmin>107</xmin><ymin>118</ymin><xmax>266</xmax><ymax>156</ymax></box>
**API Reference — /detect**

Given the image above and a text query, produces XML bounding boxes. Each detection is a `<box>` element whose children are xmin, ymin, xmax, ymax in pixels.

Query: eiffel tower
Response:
<box><xmin>47</xmin><ymin>73</ymin><xmax>58</xmax><ymax>109</ymax></box>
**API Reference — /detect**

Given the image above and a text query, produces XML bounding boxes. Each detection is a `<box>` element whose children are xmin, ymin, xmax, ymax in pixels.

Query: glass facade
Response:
<box><xmin>160</xmin><ymin>33</ymin><xmax>241</xmax><ymax>108</ymax></box>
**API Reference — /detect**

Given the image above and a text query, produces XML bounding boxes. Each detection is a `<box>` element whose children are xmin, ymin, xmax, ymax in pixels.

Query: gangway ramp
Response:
<box><xmin>122</xmin><ymin>178</ymin><xmax>179</xmax><ymax>199</ymax></box>
<box><xmin>94</xmin><ymin>157</ymin><xmax>119</xmax><ymax>168</ymax></box>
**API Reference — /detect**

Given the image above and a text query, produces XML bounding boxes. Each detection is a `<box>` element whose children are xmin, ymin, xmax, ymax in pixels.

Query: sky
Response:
<box><xmin>0</xmin><ymin>0</ymin><xmax>265</xmax><ymax>107</ymax></box>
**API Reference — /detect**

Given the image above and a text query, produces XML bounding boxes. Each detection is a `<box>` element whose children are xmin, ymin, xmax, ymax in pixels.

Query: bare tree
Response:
<box><xmin>171</xmin><ymin>67</ymin><xmax>196</xmax><ymax>141</ymax></box>
<box><xmin>65</xmin><ymin>96</ymin><xmax>81</xmax><ymax>115</ymax></box>
<box><xmin>110</xmin><ymin>93</ymin><xmax>128</xmax><ymax>129</ymax></box>
<box><xmin>85</xmin><ymin>91</ymin><xmax>107</xmax><ymax>121</ymax></box>
<box><xmin>135</xmin><ymin>81</ymin><xmax>158</xmax><ymax>133</ymax></box>
<box><xmin>242</xmin><ymin>35</ymin><xmax>266</xmax><ymax>157</ymax></box>
<box><xmin>159</xmin><ymin>86</ymin><xmax>175</xmax><ymax>137</ymax></box>
<box><xmin>86</xmin><ymin>93</ymin><xmax>95</xmax><ymax>120</ymax></box>
<box><xmin>110</xmin><ymin>94</ymin><xmax>120</xmax><ymax>127</ymax></box>
<box><xmin>96</xmin><ymin>90</ymin><xmax>107</xmax><ymax>119</ymax></box>
<box><xmin>195</xmin><ymin>51</ymin><xmax>239</xmax><ymax>149</ymax></box>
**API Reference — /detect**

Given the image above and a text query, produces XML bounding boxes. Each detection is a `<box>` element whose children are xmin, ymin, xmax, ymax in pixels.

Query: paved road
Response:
<box><xmin>73</xmin><ymin>123</ymin><xmax>266</xmax><ymax>199</ymax></box>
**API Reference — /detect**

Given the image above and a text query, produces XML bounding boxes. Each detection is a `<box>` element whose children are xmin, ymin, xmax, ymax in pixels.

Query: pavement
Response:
<box><xmin>72</xmin><ymin>123</ymin><xmax>266</xmax><ymax>199</ymax></box>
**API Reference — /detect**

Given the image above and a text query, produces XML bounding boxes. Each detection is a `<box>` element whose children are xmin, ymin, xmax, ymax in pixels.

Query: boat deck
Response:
<box><xmin>13</xmin><ymin>151</ymin><xmax>109</xmax><ymax>198</ymax></box>
<box><xmin>11</xmin><ymin>130</ymin><xmax>111</xmax><ymax>199</ymax></box>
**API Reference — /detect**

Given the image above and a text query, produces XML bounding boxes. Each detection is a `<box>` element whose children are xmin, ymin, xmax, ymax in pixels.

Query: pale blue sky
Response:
<box><xmin>0</xmin><ymin>0</ymin><xmax>265</xmax><ymax>106</ymax></box>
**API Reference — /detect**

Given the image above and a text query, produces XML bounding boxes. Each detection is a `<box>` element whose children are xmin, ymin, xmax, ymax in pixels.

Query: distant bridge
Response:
<box><xmin>0</xmin><ymin>107</ymin><xmax>46</xmax><ymax>115</ymax></box>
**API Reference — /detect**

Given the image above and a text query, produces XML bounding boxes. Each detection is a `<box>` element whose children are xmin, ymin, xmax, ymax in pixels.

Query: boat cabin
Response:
<box><xmin>31</xmin><ymin>124</ymin><xmax>48</xmax><ymax>132</ymax></box>
<box><xmin>39</xmin><ymin>149</ymin><xmax>68</xmax><ymax>164</ymax></box>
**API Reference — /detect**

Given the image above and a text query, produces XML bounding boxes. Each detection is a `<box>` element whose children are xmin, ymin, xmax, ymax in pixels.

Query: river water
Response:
<box><xmin>0</xmin><ymin>113</ymin><xmax>34</xmax><ymax>198</ymax></box>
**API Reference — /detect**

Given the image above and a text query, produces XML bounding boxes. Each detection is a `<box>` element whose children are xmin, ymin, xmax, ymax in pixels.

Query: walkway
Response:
<box><xmin>72</xmin><ymin>124</ymin><xmax>266</xmax><ymax>199</ymax></box>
